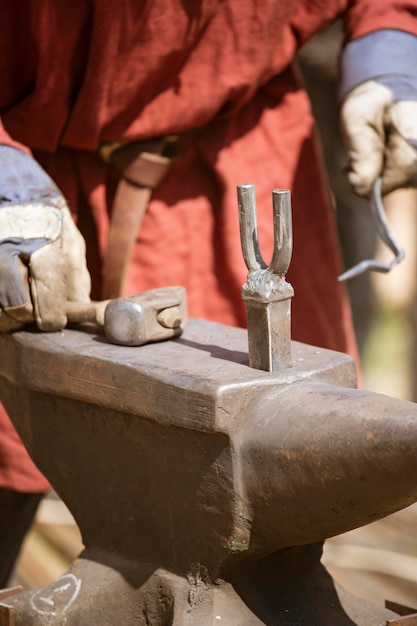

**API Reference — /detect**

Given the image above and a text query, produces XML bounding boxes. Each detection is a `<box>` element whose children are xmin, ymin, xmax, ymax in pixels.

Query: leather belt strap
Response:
<box><xmin>99</xmin><ymin>137</ymin><xmax>179</xmax><ymax>299</ymax></box>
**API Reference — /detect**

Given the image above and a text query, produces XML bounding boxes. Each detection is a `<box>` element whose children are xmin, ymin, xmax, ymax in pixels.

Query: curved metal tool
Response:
<box><xmin>238</xmin><ymin>183</ymin><xmax>293</xmax><ymax>277</ymax></box>
<box><xmin>237</xmin><ymin>183</ymin><xmax>294</xmax><ymax>371</ymax></box>
<box><xmin>338</xmin><ymin>177</ymin><xmax>405</xmax><ymax>282</ymax></box>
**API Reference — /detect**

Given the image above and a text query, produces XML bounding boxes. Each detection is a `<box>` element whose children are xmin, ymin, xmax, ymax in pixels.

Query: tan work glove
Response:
<box><xmin>339</xmin><ymin>30</ymin><xmax>417</xmax><ymax>197</ymax></box>
<box><xmin>0</xmin><ymin>145</ymin><xmax>91</xmax><ymax>332</ymax></box>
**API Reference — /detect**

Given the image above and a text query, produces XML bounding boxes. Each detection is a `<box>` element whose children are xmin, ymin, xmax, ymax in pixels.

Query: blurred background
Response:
<box><xmin>8</xmin><ymin>21</ymin><xmax>417</xmax><ymax>615</ymax></box>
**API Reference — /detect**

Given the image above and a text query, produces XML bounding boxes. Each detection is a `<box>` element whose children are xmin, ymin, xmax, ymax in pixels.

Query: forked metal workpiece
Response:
<box><xmin>237</xmin><ymin>183</ymin><xmax>294</xmax><ymax>371</ymax></box>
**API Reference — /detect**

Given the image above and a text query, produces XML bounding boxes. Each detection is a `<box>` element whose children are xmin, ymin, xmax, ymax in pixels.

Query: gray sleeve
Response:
<box><xmin>339</xmin><ymin>29</ymin><xmax>417</xmax><ymax>102</ymax></box>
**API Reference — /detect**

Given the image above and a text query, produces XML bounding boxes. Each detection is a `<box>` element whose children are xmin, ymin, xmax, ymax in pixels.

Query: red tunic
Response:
<box><xmin>1</xmin><ymin>0</ymin><xmax>416</xmax><ymax>492</ymax></box>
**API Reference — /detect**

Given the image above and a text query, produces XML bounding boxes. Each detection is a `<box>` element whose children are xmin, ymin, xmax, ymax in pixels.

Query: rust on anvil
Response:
<box><xmin>237</xmin><ymin>183</ymin><xmax>294</xmax><ymax>371</ymax></box>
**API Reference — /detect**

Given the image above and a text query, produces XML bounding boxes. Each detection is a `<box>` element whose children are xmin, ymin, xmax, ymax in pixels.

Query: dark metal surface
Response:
<box><xmin>0</xmin><ymin>319</ymin><xmax>356</xmax><ymax>432</ymax></box>
<box><xmin>0</xmin><ymin>319</ymin><xmax>415</xmax><ymax>623</ymax></box>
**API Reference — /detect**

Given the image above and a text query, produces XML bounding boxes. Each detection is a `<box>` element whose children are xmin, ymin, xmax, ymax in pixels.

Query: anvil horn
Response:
<box><xmin>242</xmin><ymin>380</ymin><xmax>417</xmax><ymax>553</ymax></box>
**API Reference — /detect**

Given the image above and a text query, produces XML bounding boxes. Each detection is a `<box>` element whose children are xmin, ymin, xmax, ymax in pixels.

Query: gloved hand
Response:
<box><xmin>340</xmin><ymin>30</ymin><xmax>417</xmax><ymax>197</ymax></box>
<box><xmin>0</xmin><ymin>145</ymin><xmax>91</xmax><ymax>332</ymax></box>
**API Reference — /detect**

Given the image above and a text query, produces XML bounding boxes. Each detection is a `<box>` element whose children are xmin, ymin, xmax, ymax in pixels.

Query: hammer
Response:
<box><xmin>65</xmin><ymin>286</ymin><xmax>187</xmax><ymax>346</ymax></box>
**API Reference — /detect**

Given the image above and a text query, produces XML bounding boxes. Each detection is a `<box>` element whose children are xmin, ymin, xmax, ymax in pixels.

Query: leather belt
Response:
<box><xmin>98</xmin><ymin>136</ymin><xmax>181</xmax><ymax>299</ymax></box>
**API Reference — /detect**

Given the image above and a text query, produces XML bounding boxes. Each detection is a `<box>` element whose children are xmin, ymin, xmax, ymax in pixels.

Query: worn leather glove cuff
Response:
<box><xmin>340</xmin><ymin>29</ymin><xmax>417</xmax><ymax>101</ymax></box>
<box><xmin>0</xmin><ymin>145</ymin><xmax>91</xmax><ymax>333</ymax></box>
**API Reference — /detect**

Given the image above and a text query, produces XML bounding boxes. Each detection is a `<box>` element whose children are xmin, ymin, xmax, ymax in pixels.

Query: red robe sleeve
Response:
<box><xmin>343</xmin><ymin>0</ymin><xmax>417</xmax><ymax>41</ymax></box>
<box><xmin>290</xmin><ymin>0</ymin><xmax>417</xmax><ymax>48</ymax></box>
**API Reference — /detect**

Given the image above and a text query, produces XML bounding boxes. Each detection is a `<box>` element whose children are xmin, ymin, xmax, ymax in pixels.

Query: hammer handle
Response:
<box><xmin>66</xmin><ymin>300</ymin><xmax>111</xmax><ymax>327</ymax></box>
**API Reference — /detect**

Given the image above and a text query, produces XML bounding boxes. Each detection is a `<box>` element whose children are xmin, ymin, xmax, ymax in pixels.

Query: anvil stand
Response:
<box><xmin>1</xmin><ymin>187</ymin><xmax>417</xmax><ymax>624</ymax></box>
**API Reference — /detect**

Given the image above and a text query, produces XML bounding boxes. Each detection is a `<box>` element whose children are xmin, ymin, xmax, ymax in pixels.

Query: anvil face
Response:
<box><xmin>0</xmin><ymin>318</ymin><xmax>357</xmax><ymax>431</ymax></box>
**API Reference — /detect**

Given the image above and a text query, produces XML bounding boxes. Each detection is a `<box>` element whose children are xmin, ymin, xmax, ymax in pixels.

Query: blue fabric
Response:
<box><xmin>339</xmin><ymin>29</ymin><xmax>417</xmax><ymax>102</ymax></box>
<box><xmin>0</xmin><ymin>144</ymin><xmax>61</xmax><ymax>205</ymax></box>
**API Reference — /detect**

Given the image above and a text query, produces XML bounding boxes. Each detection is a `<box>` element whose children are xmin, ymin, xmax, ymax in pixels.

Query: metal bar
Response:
<box><xmin>338</xmin><ymin>177</ymin><xmax>405</xmax><ymax>281</ymax></box>
<box><xmin>270</xmin><ymin>189</ymin><xmax>293</xmax><ymax>275</ymax></box>
<box><xmin>237</xmin><ymin>183</ymin><xmax>266</xmax><ymax>271</ymax></box>
<box><xmin>245</xmin><ymin>297</ymin><xmax>292</xmax><ymax>371</ymax></box>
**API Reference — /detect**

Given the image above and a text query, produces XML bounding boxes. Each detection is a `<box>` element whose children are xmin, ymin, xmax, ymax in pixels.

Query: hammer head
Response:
<box><xmin>104</xmin><ymin>286</ymin><xmax>187</xmax><ymax>346</ymax></box>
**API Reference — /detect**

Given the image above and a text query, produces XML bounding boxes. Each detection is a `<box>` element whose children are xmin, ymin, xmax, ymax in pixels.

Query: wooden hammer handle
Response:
<box><xmin>66</xmin><ymin>300</ymin><xmax>111</xmax><ymax>326</ymax></box>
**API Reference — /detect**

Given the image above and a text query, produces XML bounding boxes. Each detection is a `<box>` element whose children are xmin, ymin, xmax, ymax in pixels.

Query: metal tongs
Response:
<box><xmin>338</xmin><ymin>177</ymin><xmax>405</xmax><ymax>282</ymax></box>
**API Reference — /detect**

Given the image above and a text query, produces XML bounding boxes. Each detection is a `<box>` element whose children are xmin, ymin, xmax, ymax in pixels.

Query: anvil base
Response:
<box><xmin>0</xmin><ymin>546</ymin><xmax>397</xmax><ymax>625</ymax></box>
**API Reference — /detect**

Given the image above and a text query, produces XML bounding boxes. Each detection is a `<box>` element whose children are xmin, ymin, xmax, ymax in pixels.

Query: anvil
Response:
<box><xmin>0</xmin><ymin>318</ymin><xmax>416</xmax><ymax>624</ymax></box>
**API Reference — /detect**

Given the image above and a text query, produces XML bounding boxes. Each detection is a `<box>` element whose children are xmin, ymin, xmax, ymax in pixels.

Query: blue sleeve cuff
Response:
<box><xmin>339</xmin><ymin>29</ymin><xmax>417</xmax><ymax>101</ymax></box>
